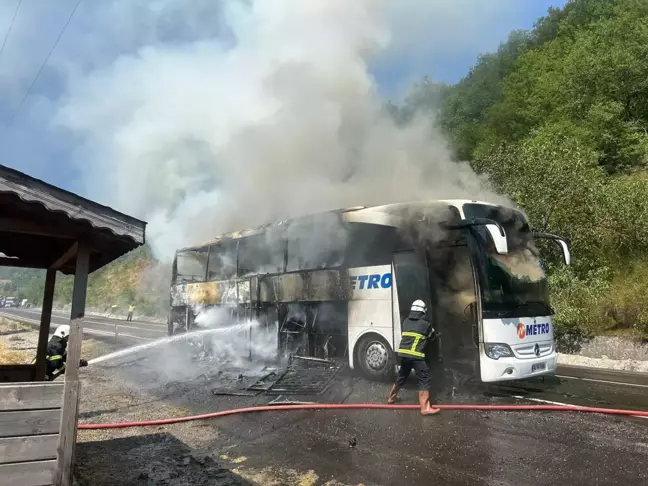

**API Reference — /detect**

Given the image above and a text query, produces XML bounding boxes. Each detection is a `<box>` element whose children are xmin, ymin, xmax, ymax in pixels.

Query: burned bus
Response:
<box><xmin>168</xmin><ymin>199</ymin><xmax>570</xmax><ymax>383</ymax></box>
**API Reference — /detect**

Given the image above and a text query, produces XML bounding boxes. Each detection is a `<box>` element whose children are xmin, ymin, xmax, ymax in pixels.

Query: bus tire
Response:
<box><xmin>354</xmin><ymin>333</ymin><xmax>396</xmax><ymax>382</ymax></box>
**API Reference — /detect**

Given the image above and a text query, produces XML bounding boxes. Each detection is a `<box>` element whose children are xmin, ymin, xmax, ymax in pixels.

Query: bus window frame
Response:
<box><xmin>174</xmin><ymin>247</ymin><xmax>210</xmax><ymax>284</ymax></box>
<box><xmin>237</xmin><ymin>234</ymin><xmax>286</xmax><ymax>278</ymax></box>
<box><xmin>205</xmin><ymin>240</ymin><xmax>238</xmax><ymax>282</ymax></box>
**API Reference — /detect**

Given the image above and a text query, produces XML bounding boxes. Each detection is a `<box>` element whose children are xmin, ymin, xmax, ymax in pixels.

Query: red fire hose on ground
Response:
<box><xmin>78</xmin><ymin>403</ymin><xmax>648</xmax><ymax>430</ymax></box>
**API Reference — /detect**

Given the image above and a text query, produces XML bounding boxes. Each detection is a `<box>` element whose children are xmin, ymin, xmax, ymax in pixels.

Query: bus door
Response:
<box><xmin>391</xmin><ymin>251</ymin><xmax>435</xmax><ymax>366</ymax></box>
<box><xmin>427</xmin><ymin>245</ymin><xmax>480</xmax><ymax>384</ymax></box>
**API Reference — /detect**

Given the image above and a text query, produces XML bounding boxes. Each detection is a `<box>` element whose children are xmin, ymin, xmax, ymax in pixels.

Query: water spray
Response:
<box><xmin>88</xmin><ymin>322</ymin><xmax>257</xmax><ymax>365</ymax></box>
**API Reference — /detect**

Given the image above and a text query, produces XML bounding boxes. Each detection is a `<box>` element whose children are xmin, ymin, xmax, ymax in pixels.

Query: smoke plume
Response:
<box><xmin>56</xmin><ymin>0</ymin><xmax>508</xmax><ymax>260</ymax></box>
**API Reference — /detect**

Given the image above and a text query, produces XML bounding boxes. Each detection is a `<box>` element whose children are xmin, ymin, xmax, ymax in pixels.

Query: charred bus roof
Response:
<box><xmin>175</xmin><ymin>199</ymin><xmax>507</xmax><ymax>254</ymax></box>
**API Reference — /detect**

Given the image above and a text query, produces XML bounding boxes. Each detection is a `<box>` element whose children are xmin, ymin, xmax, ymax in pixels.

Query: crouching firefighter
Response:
<box><xmin>387</xmin><ymin>300</ymin><xmax>440</xmax><ymax>415</ymax></box>
<box><xmin>43</xmin><ymin>325</ymin><xmax>88</xmax><ymax>381</ymax></box>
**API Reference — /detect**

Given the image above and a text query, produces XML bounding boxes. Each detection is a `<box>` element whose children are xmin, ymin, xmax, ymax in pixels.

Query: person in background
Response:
<box><xmin>44</xmin><ymin>324</ymin><xmax>88</xmax><ymax>381</ymax></box>
<box><xmin>127</xmin><ymin>303</ymin><xmax>136</xmax><ymax>321</ymax></box>
<box><xmin>387</xmin><ymin>299</ymin><xmax>441</xmax><ymax>415</ymax></box>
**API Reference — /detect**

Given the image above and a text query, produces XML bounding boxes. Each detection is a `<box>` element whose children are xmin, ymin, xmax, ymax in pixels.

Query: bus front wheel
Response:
<box><xmin>354</xmin><ymin>334</ymin><xmax>396</xmax><ymax>382</ymax></box>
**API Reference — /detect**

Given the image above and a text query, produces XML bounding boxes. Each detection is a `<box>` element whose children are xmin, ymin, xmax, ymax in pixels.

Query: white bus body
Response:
<box><xmin>169</xmin><ymin>199</ymin><xmax>570</xmax><ymax>384</ymax></box>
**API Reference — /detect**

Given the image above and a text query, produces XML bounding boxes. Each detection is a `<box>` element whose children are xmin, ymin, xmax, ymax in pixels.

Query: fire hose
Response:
<box><xmin>77</xmin><ymin>403</ymin><xmax>648</xmax><ymax>430</ymax></box>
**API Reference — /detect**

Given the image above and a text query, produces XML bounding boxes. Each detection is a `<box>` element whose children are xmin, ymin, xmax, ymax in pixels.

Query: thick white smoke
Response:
<box><xmin>55</xmin><ymin>0</ymin><xmax>508</xmax><ymax>260</ymax></box>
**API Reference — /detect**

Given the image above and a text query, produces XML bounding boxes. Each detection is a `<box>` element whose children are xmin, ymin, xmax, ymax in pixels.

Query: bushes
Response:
<box><xmin>548</xmin><ymin>265</ymin><xmax>606</xmax><ymax>352</ymax></box>
<box><xmin>547</xmin><ymin>260</ymin><xmax>648</xmax><ymax>347</ymax></box>
<box><xmin>601</xmin><ymin>260</ymin><xmax>648</xmax><ymax>340</ymax></box>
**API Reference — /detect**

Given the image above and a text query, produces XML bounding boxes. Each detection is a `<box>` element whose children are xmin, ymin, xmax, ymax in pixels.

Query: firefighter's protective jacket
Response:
<box><xmin>46</xmin><ymin>335</ymin><xmax>67</xmax><ymax>369</ymax></box>
<box><xmin>397</xmin><ymin>310</ymin><xmax>433</xmax><ymax>360</ymax></box>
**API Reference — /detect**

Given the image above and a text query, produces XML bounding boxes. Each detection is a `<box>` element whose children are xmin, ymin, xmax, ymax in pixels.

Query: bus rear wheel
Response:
<box><xmin>355</xmin><ymin>334</ymin><xmax>396</xmax><ymax>381</ymax></box>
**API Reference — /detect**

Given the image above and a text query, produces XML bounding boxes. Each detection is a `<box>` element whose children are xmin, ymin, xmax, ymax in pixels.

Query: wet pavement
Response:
<box><xmin>83</xmin><ymin>348</ymin><xmax>648</xmax><ymax>486</ymax></box>
<box><xmin>189</xmin><ymin>378</ymin><xmax>647</xmax><ymax>485</ymax></box>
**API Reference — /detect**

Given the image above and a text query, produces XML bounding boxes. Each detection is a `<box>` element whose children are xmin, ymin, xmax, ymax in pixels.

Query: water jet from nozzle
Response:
<box><xmin>88</xmin><ymin>322</ymin><xmax>257</xmax><ymax>365</ymax></box>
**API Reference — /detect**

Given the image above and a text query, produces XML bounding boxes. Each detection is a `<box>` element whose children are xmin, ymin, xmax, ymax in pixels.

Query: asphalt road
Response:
<box><xmin>215</xmin><ymin>380</ymin><xmax>648</xmax><ymax>486</ymax></box>
<box><xmin>0</xmin><ymin>307</ymin><xmax>167</xmax><ymax>341</ymax></box>
<box><xmin>6</xmin><ymin>306</ymin><xmax>646</xmax><ymax>484</ymax></box>
<box><xmin>87</xmin><ymin>352</ymin><xmax>648</xmax><ymax>486</ymax></box>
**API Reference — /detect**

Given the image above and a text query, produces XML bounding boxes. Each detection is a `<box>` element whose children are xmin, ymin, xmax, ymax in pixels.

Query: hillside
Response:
<box><xmin>393</xmin><ymin>0</ymin><xmax>648</xmax><ymax>341</ymax></box>
<box><xmin>0</xmin><ymin>245</ymin><xmax>170</xmax><ymax>319</ymax></box>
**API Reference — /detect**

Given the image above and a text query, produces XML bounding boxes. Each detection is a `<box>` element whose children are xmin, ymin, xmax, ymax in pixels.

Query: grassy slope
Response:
<box><xmin>0</xmin><ymin>245</ymin><xmax>169</xmax><ymax>318</ymax></box>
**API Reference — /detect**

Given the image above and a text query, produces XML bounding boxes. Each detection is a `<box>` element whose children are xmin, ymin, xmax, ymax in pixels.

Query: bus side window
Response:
<box><xmin>207</xmin><ymin>242</ymin><xmax>237</xmax><ymax>281</ymax></box>
<box><xmin>238</xmin><ymin>235</ymin><xmax>284</xmax><ymax>277</ymax></box>
<box><xmin>285</xmin><ymin>216</ymin><xmax>346</xmax><ymax>272</ymax></box>
<box><xmin>175</xmin><ymin>249</ymin><xmax>209</xmax><ymax>283</ymax></box>
<box><xmin>344</xmin><ymin>223</ymin><xmax>405</xmax><ymax>267</ymax></box>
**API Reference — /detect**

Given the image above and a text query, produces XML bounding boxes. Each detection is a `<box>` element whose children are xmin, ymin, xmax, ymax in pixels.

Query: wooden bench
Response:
<box><xmin>0</xmin><ymin>382</ymin><xmax>64</xmax><ymax>486</ymax></box>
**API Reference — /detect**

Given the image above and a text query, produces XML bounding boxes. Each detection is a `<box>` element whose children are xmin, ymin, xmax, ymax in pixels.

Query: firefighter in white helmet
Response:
<box><xmin>387</xmin><ymin>300</ymin><xmax>440</xmax><ymax>415</ymax></box>
<box><xmin>45</xmin><ymin>324</ymin><xmax>88</xmax><ymax>380</ymax></box>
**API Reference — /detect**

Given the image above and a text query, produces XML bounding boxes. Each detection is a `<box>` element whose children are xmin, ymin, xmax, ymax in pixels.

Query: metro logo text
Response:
<box><xmin>519</xmin><ymin>322</ymin><xmax>550</xmax><ymax>338</ymax></box>
<box><xmin>350</xmin><ymin>273</ymin><xmax>392</xmax><ymax>290</ymax></box>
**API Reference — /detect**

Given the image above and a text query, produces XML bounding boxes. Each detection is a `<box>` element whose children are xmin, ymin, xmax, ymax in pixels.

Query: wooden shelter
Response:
<box><xmin>0</xmin><ymin>164</ymin><xmax>146</xmax><ymax>485</ymax></box>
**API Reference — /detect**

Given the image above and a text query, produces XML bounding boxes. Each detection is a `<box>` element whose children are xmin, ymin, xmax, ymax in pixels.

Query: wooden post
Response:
<box><xmin>55</xmin><ymin>242</ymin><xmax>89</xmax><ymax>486</ymax></box>
<box><xmin>35</xmin><ymin>269</ymin><xmax>56</xmax><ymax>381</ymax></box>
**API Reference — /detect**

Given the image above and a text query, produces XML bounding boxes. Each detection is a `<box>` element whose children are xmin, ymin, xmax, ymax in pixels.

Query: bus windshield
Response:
<box><xmin>463</xmin><ymin>203</ymin><xmax>551</xmax><ymax>318</ymax></box>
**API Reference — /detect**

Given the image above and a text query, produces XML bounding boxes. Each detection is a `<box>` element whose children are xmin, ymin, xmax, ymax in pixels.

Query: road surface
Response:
<box><xmin>0</xmin><ymin>307</ymin><xmax>167</xmax><ymax>341</ymax></box>
<box><xmin>78</xmin><ymin>351</ymin><xmax>648</xmax><ymax>486</ymax></box>
<box><xmin>5</xmin><ymin>307</ymin><xmax>646</xmax><ymax>484</ymax></box>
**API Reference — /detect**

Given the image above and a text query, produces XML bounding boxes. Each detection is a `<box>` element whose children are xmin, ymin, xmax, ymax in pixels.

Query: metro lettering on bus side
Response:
<box><xmin>349</xmin><ymin>273</ymin><xmax>392</xmax><ymax>290</ymax></box>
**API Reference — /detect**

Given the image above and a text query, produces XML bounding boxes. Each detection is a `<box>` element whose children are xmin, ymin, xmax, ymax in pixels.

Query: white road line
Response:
<box><xmin>0</xmin><ymin>313</ymin><xmax>153</xmax><ymax>341</ymax></box>
<box><xmin>512</xmin><ymin>395</ymin><xmax>578</xmax><ymax>407</ymax></box>
<box><xmin>16</xmin><ymin>308</ymin><xmax>168</xmax><ymax>328</ymax></box>
<box><xmin>512</xmin><ymin>395</ymin><xmax>648</xmax><ymax>419</ymax></box>
<box><xmin>76</xmin><ymin>316</ymin><xmax>168</xmax><ymax>328</ymax></box>
<box><xmin>56</xmin><ymin>313</ymin><xmax>168</xmax><ymax>328</ymax></box>
<box><xmin>3</xmin><ymin>311</ymin><xmax>165</xmax><ymax>334</ymax></box>
<box><xmin>77</xmin><ymin>319</ymin><xmax>166</xmax><ymax>334</ymax></box>
<box><xmin>556</xmin><ymin>374</ymin><xmax>648</xmax><ymax>389</ymax></box>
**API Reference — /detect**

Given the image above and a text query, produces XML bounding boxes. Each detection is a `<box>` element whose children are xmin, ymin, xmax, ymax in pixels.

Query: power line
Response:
<box><xmin>0</xmin><ymin>0</ymin><xmax>82</xmax><ymax>144</ymax></box>
<box><xmin>0</xmin><ymin>0</ymin><xmax>22</xmax><ymax>60</ymax></box>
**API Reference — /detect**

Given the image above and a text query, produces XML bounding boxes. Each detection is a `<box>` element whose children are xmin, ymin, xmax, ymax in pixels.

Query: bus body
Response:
<box><xmin>168</xmin><ymin>199</ymin><xmax>570</xmax><ymax>383</ymax></box>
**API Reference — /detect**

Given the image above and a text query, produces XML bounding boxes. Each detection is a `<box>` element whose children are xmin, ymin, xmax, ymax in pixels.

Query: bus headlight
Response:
<box><xmin>485</xmin><ymin>343</ymin><xmax>514</xmax><ymax>360</ymax></box>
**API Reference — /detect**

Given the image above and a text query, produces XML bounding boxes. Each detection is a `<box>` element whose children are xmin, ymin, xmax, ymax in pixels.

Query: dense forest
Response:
<box><xmin>2</xmin><ymin>0</ymin><xmax>647</xmax><ymax>340</ymax></box>
<box><xmin>392</xmin><ymin>0</ymin><xmax>648</xmax><ymax>341</ymax></box>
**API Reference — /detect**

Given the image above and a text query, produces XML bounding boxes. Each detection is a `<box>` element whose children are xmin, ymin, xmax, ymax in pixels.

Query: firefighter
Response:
<box><xmin>45</xmin><ymin>325</ymin><xmax>88</xmax><ymax>381</ymax></box>
<box><xmin>387</xmin><ymin>300</ymin><xmax>441</xmax><ymax>415</ymax></box>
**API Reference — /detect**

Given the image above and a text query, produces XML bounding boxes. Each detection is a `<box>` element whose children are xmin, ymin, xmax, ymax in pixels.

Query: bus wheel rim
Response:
<box><xmin>365</xmin><ymin>341</ymin><xmax>388</xmax><ymax>370</ymax></box>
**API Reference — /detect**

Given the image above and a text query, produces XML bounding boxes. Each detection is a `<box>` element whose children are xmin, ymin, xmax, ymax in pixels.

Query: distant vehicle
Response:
<box><xmin>168</xmin><ymin>199</ymin><xmax>571</xmax><ymax>384</ymax></box>
<box><xmin>3</xmin><ymin>297</ymin><xmax>17</xmax><ymax>308</ymax></box>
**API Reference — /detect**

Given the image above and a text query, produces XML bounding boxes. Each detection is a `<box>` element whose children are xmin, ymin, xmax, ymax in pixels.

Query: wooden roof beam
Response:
<box><xmin>0</xmin><ymin>216</ymin><xmax>77</xmax><ymax>238</ymax></box>
<box><xmin>51</xmin><ymin>242</ymin><xmax>79</xmax><ymax>270</ymax></box>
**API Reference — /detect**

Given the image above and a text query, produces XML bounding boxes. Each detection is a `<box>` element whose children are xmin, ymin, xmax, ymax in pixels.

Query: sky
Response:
<box><xmin>0</xmin><ymin>0</ymin><xmax>566</xmax><ymax>250</ymax></box>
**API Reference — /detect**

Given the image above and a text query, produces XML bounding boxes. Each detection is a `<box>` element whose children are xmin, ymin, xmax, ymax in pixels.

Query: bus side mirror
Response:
<box><xmin>556</xmin><ymin>239</ymin><xmax>571</xmax><ymax>265</ymax></box>
<box><xmin>485</xmin><ymin>224</ymin><xmax>508</xmax><ymax>255</ymax></box>
<box><xmin>532</xmin><ymin>232</ymin><xmax>571</xmax><ymax>265</ymax></box>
